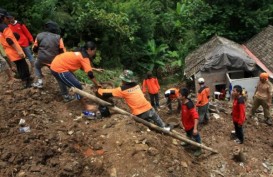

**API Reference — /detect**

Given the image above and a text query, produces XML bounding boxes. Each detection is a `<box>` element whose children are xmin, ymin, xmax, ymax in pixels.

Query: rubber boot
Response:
<box><xmin>266</xmin><ymin>118</ymin><xmax>273</xmax><ymax>126</ymax></box>
<box><xmin>24</xmin><ymin>78</ymin><xmax>32</xmax><ymax>89</ymax></box>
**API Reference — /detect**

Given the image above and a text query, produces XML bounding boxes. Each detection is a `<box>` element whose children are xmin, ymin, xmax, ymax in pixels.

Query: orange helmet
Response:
<box><xmin>260</xmin><ymin>72</ymin><xmax>269</xmax><ymax>80</ymax></box>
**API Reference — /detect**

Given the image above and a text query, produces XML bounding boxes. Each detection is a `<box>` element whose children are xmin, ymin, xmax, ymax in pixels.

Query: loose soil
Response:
<box><xmin>0</xmin><ymin>69</ymin><xmax>273</xmax><ymax>177</ymax></box>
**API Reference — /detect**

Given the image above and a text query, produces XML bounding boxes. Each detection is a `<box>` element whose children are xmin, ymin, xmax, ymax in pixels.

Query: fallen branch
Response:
<box><xmin>71</xmin><ymin>87</ymin><xmax>218</xmax><ymax>154</ymax></box>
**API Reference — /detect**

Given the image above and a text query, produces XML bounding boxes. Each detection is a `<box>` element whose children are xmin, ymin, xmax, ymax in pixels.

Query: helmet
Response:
<box><xmin>119</xmin><ymin>70</ymin><xmax>136</xmax><ymax>83</ymax></box>
<box><xmin>198</xmin><ymin>77</ymin><xmax>205</xmax><ymax>83</ymax></box>
<box><xmin>260</xmin><ymin>72</ymin><xmax>269</xmax><ymax>80</ymax></box>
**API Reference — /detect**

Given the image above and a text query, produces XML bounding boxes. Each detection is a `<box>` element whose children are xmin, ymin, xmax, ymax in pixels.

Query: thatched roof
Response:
<box><xmin>184</xmin><ymin>36</ymin><xmax>247</xmax><ymax>77</ymax></box>
<box><xmin>245</xmin><ymin>25</ymin><xmax>273</xmax><ymax>74</ymax></box>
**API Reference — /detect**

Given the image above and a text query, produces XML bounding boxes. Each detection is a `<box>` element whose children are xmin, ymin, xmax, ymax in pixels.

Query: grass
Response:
<box><xmin>74</xmin><ymin>68</ymin><xmax>123</xmax><ymax>87</ymax></box>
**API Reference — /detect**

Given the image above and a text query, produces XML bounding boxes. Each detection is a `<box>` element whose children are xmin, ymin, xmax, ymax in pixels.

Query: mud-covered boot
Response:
<box><xmin>63</xmin><ymin>94</ymin><xmax>75</xmax><ymax>103</ymax></box>
<box><xmin>32</xmin><ymin>79</ymin><xmax>43</xmax><ymax>88</ymax></box>
<box><xmin>24</xmin><ymin>78</ymin><xmax>32</xmax><ymax>89</ymax></box>
<box><xmin>30</xmin><ymin>61</ymin><xmax>35</xmax><ymax>75</ymax></box>
<box><xmin>181</xmin><ymin>142</ymin><xmax>189</xmax><ymax>146</ymax></box>
<box><xmin>193</xmin><ymin>148</ymin><xmax>202</xmax><ymax>157</ymax></box>
<box><xmin>265</xmin><ymin>118</ymin><xmax>273</xmax><ymax>126</ymax></box>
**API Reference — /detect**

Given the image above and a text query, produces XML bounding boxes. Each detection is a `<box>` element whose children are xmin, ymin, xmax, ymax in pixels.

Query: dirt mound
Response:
<box><xmin>0</xmin><ymin>71</ymin><xmax>273</xmax><ymax>177</ymax></box>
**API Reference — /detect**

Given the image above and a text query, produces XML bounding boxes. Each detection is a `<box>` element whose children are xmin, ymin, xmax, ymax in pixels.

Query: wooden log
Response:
<box><xmin>71</xmin><ymin>87</ymin><xmax>218</xmax><ymax>154</ymax></box>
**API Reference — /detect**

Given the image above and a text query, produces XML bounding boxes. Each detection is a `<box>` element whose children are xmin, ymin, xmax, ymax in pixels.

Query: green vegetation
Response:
<box><xmin>74</xmin><ymin>68</ymin><xmax>123</xmax><ymax>87</ymax></box>
<box><xmin>2</xmin><ymin>0</ymin><xmax>273</xmax><ymax>78</ymax></box>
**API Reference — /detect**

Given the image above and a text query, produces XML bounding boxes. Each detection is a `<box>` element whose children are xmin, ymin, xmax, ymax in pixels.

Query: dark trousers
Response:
<box><xmin>167</xmin><ymin>97</ymin><xmax>181</xmax><ymax>111</ymax></box>
<box><xmin>186</xmin><ymin>128</ymin><xmax>201</xmax><ymax>144</ymax></box>
<box><xmin>234</xmin><ymin>122</ymin><xmax>244</xmax><ymax>142</ymax></box>
<box><xmin>137</xmin><ymin>108</ymin><xmax>165</xmax><ymax>128</ymax></box>
<box><xmin>149</xmin><ymin>93</ymin><xmax>159</xmax><ymax>108</ymax></box>
<box><xmin>51</xmin><ymin>70</ymin><xmax>82</xmax><ymax>99</ymax></box>
<box><xmin>198</xmin><ymin>103</ymin><xmax>209</xmax><ymax>124</ymax></box>
<box><xmin>14</xmin><ymin>58</ymin><xmax>30</xmax><ymax>81</ymax></box>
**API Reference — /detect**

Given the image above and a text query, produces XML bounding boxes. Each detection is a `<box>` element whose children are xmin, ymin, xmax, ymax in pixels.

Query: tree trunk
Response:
<box><xmin>71</xmin><ymin>87</ymin><xmax>218</xmax><ymax>154</ymax></box>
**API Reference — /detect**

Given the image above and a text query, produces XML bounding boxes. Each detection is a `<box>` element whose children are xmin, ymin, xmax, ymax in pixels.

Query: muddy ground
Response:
<box><xmin>0</xmin><ymin>69</ymin><xmax>273</xmax><ymax>177</ymax></box>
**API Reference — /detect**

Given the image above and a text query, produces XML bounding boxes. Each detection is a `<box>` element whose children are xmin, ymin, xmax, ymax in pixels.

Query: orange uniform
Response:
<box><xmin>196</xmin><ymin>86</ymin><xmax>210</xmax><ymax>107</ymax></box>
<box><xmin>142</xmin><ymin>77</ymin><xmax>160</xmax><ymax>94</ymax></box>
<box><xmin>50</xmin><ymin>52</ymin><xmax>92</xmax><ymax>73</ymax></box>
<box><xmin>165</xmin><ymin>88</ymin><xmax>180</xmax><ymax>100</ymax></box>
<box><xmin>0</xmin><ymin>24</ymin><xmax>24</xmax><ymax>61</ymax></box>
<box><xmin>98</xmin><ymin>83</ymin><xmax>152</xmax><ymax>115</ymax></box>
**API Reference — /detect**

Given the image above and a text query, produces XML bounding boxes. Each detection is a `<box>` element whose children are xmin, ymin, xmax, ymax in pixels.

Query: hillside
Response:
<box><xmin>0</xmin><ymin>69</ymin><xmax>273</xmax><ymax>177</ymax></box>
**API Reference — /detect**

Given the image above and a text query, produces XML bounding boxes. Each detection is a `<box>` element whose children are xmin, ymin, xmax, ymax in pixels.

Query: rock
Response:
<box><xmin>245</xmin><ymin>165</ymin><xmax>251</xmax><ymax>173</ymax></box>
<box><xmin>93</xmin><ymin>142</ymin><xmax>103</xmax><ymax>150</ymax></box>
<box><xmin>1</xmin><ymin>152</ymin><xmax>11</xmax><ymax>161</ymax></box>
<box><xmin>172</xmin><ymin>139</ymin><xmax>178</xmax><ymax>145</ymax></box>
<box><xmin>0</xmin><ymin>161</ymin><xmax>7</xmax><ymax>168</ymax></box>
<box><xmin>8</xmin><ymin>155</ymin><xmax>15</xmax><ymax>163</ymax></box>
<box><xmin>116</xmin><ymin>141</ymin><xmax>123</xmax><ymax>146</ymax></box>
<box><xmin>110</xmin><ymin>167</ymin><xmax>117</xmax><ymax>177</ymax></box>
<box><xmin>83</xmin><ymin>148</ymin><xmax>95</xmax><ymax>157</ymax></box>
<box><xmin>135</xmin><ymin>144</ymin><xmax>149</xmax><ymax>152</ymax></box>
<box><xmin>4</xmin><ymin>90</ymin><xmax>13</xmax><ymax>95</ymax></box>
<box><xmin>95</xmin><ymin>149</ymin><xmax>105</xmax><ymax>155</ymax></box>
<box><xmin>218</xmin><ymin>107</ymin><xmax>228</xmax><ymax>114</ymax></box>
<box><xmin>166</xmin><ymin>117</ymin><xmax>180</xmax><ymax>127</ymax></box>
<box><xmin>181</xmin><ymin>161</ymin><xmax>188</xmax><ymax>168</ymax></box>
<box><xmin>209</xmin><ymin>108</ymin><xmax>219</xmax><ymax>113</ymax></box>
<box><xmin>148</xmin><ymin>147</ymin><xmax>159</xmax><ymax>156</ymax></box>
<box><xmin>67</xmin><ymin>130</ymin><xmax>74</xmax><ymax>135</ymax></box>
<box><xmin>212</xmin><ymin>113</ymin><xmax>220</xmax><ymax>119</ymax></box>
<box><xmin>167</xmin><ymin>166</ymin><xmax>174</xmax><ymax>172</ymax></box>
<box><xmin>233</xmin><ymin>147</ymin><xmax>246</xmax><ymax>162</ymax></box>
<box><xmin>63</xmin><ymin>161</ymin><xmax>80</xmax><ymax>172</ymax></box>
<box><xmin>30</xmin><ymin>165</ymin><xmax>41</xmax><ymax>172</ymax></box>
<box><xmin>17</xmin><ymin>171</ymin><xmax>26</xmax><ymax>177</ymax></box>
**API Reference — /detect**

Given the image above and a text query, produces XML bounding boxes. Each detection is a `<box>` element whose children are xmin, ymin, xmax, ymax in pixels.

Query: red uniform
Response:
<box><xmin>232</xmin><ymin>96</ymin><xmax>246</xmax><ymax>125</ymax></box>
<box><xmin>181</xmin><ymin>99</ymin><xmax>199</xmax><ymax>131</ymax></box>
<box><xmin>8</xmin><ymin>21</ymin><xmax>33</xmax><ymax>47</ymax></box>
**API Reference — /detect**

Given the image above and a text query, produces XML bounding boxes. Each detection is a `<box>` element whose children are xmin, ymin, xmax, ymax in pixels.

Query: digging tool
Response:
<box><xmin>71</xmin><ymin>87</ymin><xmax>218</xmax><ymax>154</ymax></box>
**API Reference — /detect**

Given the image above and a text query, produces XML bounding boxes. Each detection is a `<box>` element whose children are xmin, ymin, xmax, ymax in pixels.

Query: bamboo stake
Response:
<box><xmin>71</xmin><ymin>87</ymin><xmax>218</xmax><ymax>154</ymax></box>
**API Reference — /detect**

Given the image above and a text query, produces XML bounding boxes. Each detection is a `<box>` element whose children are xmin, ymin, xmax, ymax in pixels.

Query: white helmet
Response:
<box><xmin>198</xmin><ymin>77</ymin><xmax>205</xmax><ymax>83</ymax></box>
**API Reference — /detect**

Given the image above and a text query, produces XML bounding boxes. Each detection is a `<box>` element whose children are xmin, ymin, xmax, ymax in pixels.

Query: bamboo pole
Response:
<box><xmin>71</xmin><ymin>87</ymin><xmax>218</xmax><ymax>154</ymax></box>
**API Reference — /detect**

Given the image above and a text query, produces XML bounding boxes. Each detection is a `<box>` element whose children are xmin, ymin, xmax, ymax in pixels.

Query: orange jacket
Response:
<box><xmin>50</xmin><ymin>52</ymin><xmax>92</xmax><ymax>73</ymax></box>
<box><xmin>165</xmin><ymin>88</ymin><xmax>180</xmax><ymax>100</ymax></box>
<box><xmin>142</xmin><ymin>77</ymin><xmax>160</xmax><ymax>94</ymax></box>
<box><xmin>196</xmin><ymin>86</ymin><xmax>210</xmax><ymax>107</ymax></box>
<box><xmin>0</xmin><ymin>24</ymin><xmax>24</xmax><ymax>61</ymax></box>
<box><xmin>98</xmin><ymin>83</ymin><xmax>152</xmax><ymax>115</ymax></box>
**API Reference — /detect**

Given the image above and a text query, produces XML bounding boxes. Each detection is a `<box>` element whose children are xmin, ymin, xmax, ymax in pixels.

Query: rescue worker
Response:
<box><xmin>142</xmin><ymin>71</ymin><xmax>161</xmax><ymax>110</ymax></box>
<box><xmin>164</xmin><ymin>87</ymin><xmax>181</xmax><ymax>114</ymax></box>
<box><xmin>97</xmin><ymin>70</ymin><xmax>170</xmax><ymax>131</ymax></box>
<box><xmin>251</xmin><ymin>73</ymin><xmax>272</xmax><ymax>126</ymax></box>
<box><xmin>196</xmin><ymin>78</ymin><xmax>210</xmax><ymax>124</ymax></box>
<box><xmin>0</xmin><ymin>8</ymin><xmax>31</xmax><ymax>88</ymax></box>
<box><xmin>179</xmin><ymin>88</ymin><xmax>202</xmax><ymax>157</ymax></box>
<box><xmin>8</xmin><ymin>14</ymin><xmax>35</xmax><ymax>70</ymax></box>
<box><xmin>50</xmin><ymin>41</ymin><xmax>101</xmax><ymax>110</ymax></box>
